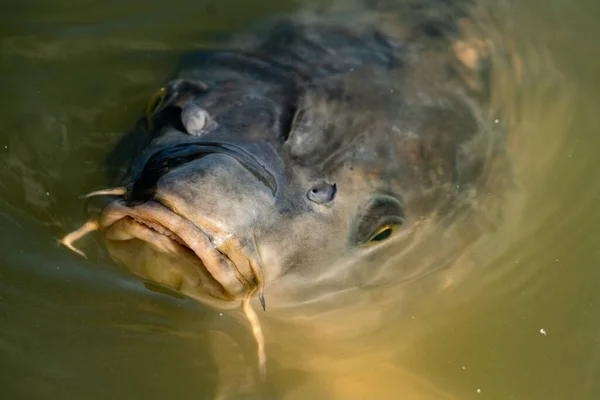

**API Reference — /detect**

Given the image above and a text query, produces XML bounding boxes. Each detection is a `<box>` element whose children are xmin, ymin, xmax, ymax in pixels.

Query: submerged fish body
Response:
<box><xmin>62</xmin><ymin>0</ymin><xmax>513</xmax><ymax>394</ymax></box>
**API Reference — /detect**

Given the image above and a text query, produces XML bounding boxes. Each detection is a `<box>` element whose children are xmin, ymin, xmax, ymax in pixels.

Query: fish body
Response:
<box><xmin>61</xmin><ymin>1</ymin><xmax>512</xmax><ymax>397</ymax></box>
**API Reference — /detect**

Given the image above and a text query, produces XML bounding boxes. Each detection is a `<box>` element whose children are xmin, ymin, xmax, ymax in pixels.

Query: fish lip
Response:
<box><xmin>99</xmin><ymin>199</ymin><xmax>260</xmax><ymax>303</ymax></box>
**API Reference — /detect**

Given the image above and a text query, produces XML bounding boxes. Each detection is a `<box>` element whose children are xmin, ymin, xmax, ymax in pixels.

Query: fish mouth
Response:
<box><xmin>99</xmin><ymin>200</ymin><xmax>264</xmax><ymax>309</ymax></box>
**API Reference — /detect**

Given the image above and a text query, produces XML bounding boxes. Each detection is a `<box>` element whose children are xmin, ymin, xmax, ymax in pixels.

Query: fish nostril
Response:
<box><xmin>307</xmin><ymin>182</ymin><xmax>337</xmax><ymax>205</ymax></box>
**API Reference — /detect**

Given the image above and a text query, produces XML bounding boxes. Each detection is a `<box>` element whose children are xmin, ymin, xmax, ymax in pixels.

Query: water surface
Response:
<box><xmin>1</xmin><ymin>0</ymin><xmax>600</xmax><ymax>399</ymax></box>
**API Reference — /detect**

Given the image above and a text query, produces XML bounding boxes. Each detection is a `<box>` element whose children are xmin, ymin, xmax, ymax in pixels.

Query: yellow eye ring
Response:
<box><xmin>145</xmin><ymin>87</ymin><xmax>167</xmax><ymax>124</ymax></box>
<box><xmin>364</xmin><ymin>224</ymin><xmax>400</xmax><ymax>246</ymax></box>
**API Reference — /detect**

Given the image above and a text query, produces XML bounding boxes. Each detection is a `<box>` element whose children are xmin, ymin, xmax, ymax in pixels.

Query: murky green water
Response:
<box><xmin>1</xmin><ymin>0</ymin><xmax>599</xmax><ymax>399</ymax></box>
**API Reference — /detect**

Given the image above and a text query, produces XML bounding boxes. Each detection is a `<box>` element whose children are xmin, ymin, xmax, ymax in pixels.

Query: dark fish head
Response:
<box><xmin>98</xmin><ymin>37</ymin><xmax>505</xmax><ymax>314</ymax></box>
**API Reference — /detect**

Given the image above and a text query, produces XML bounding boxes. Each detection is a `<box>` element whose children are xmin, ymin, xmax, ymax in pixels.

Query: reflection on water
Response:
<box><xmin>1</xmin><ymin>0</ymin><xmax>600</xmax><ymax>399</ymax></box>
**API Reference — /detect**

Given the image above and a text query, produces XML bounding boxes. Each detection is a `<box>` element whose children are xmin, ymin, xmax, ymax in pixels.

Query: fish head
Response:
<box><xmin>98</xmin><ymin>51</ymin><xmax>498</xmax><ymax>316</ymax></box>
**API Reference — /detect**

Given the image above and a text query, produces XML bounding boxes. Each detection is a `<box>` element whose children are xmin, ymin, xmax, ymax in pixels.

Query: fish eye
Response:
<box><xmin>145</xmin><ymin>87</ymin><xmax>167</xmax><ymax>122</ymax></box>
<box><xmin>364</xmin><ymin>223</ymin><xmax>400</xmax><ymax>246</ymax></box>
<box><xmin>352</xmin><ymin>195</ymin><xmax>405</xmax><ymax>247</ymax></box>
<box><xmin>282</xmin><ymin>107</ymin><xmax>305</xmax><ymax>143</ymax></box>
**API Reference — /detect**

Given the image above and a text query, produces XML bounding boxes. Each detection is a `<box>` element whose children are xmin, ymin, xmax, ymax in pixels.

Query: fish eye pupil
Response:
<box><xmin>368</xmin><ymin>224</ymin><xmax>399</xmax><ymax>244</ymax></box>
<box><xmin>371</xmin><ymin>227</ymin><xmax>392</xmax><ymax>242</ymax></box>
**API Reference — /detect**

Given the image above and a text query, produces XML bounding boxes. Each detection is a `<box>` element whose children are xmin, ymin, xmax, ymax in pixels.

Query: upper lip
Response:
<box><xmin>99</xmin><ymin>199</ymin><xmax>263</xmax><ymax>301</ymax></box>
<box><xmin>125</xmin><ymin>142</ymin><xmax>278</xmax><ymax>205</ymax></box>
